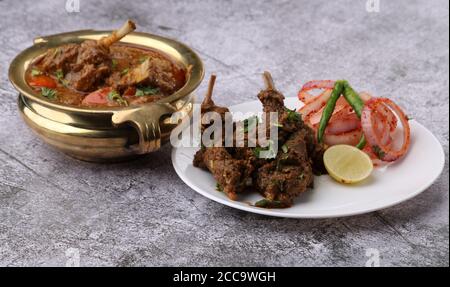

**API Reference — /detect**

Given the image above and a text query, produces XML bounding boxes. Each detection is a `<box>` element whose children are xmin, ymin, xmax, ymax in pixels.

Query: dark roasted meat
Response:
<box><xmin>256</xmin><ymin>129</ymin><xmax>314</xmax><ymax>207</ymax></box>
<box><xmin>194</xmin><ymin>147</ymin><xmax>252</xmax><ymax>200</ymax></box>
<box><xmin>193</xmin><ymin>72</ymin><xmax>326</xmax><ymax>208</ymax></box>
<box><xmin>39</xmin><ymin>43</ymin><xmax>79</xmax><ymax>73</ymax></box>
<box><xmin>35</xmin><ymin>20</ymin><xmax>136</xmax><ymax>92</ymax></box>
<box><xmin>65</xmin><ymin>62</ymin><xmax>110</xmax><ymax>92</ymax></box>
<box><xmin>117</xmin><ymin>57</ymin><xmax>180</xmax><ymax>94</ymax></box>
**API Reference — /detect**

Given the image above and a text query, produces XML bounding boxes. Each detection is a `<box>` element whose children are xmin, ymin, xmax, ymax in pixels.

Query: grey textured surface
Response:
<box><xmin>0</xmin><ymin>0</ymin><xmax>448</xmax><ymax>267</ymax></box>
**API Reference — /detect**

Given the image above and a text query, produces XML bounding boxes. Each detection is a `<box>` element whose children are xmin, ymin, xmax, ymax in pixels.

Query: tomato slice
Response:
<box><xmin>123</xmin><ymin>87</ymin><xmax>136</xmax><ymax>97</ymax></box>
<box><xmin>82</xmin><ymin>87</ymin><xmax>112</xmax><ymax>106</ymax></box>
<box><xmin>28</xmin><ymin>75</ymin><xmax>57</xmax><ymax>89</ymax></box>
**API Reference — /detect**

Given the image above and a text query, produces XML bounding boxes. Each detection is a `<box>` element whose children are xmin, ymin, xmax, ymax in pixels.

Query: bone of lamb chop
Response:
<box><xmin>258</xmin><ymin>71</ymin><xmax>285</xmax><ymax>113</ymax></box>
<box><xmin>200</xmin><ymin>74</ymin><xmax>230</xmax><ymax>121</ymax></box>
<box><xmin>97</xmin><ymin>20</ymin><xmax>136</xmax><ymax>48</ymax></box>
<box><xmin>38</xmin><ymin>20</ymin><xmax>136</xmax><ymax>92</ymax></box>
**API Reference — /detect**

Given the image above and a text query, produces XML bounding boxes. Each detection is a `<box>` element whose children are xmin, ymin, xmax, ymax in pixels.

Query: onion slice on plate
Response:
<box><xmin>298</xmin><ymin>80</ymin><xmax>335</xmax><ymax>102</ymax></box>
<box><xmin>325</xmin><ymin>112</ymin><xmax>361</xmax><ymax>135</ymax></box>
<box><xmin>299</xmin><ymin>89</ymin><xmax>333</xmax><ymax>123</ymax></box>
<box><xmin>323</xmin><ymin>128</ymin><xmax>363</xmax><ymax>146</ymax></box>
<box><xmin>361</xmin><ymin>98</ymin><xmax>411</xmax><ymax>162</ymax></box>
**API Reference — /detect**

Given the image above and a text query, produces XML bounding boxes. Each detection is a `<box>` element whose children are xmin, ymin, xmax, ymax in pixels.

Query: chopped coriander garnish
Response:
<box><xmin>55</xmin><ymin>69</ymin><xmax>69</xmax><ymax>86</ymax></box>
<box><xmin>112</xmin><ymin>59</ymin><xmax>118</xmax><ymax>69</ymax></box>
<box><xmin>108</xmin><ymin>90</ymin><xmax>128</xmax><ymax>106</ymax></box>
<box><xmin>285</xmin><ymin>107</ymin><xmax>301</xmax><ymax>122</ymax></box>
<box><xmin>253</xmin><ymin>140</ymin><xmax>277</xmax><ymax>159</ymax></box>
<box><xmin>31</xmin><ymin>68</ymin><xmax>42</xmax><ymax>77</ymax></box>
<box><xmin>215</xmin><ymin>183</ymin><xmax>223</xmax><ymax>192</ymax></box>
<box><xmin>139</xmin><ymin>56</ymin><xmax>149</xmax><ymax>64</ymax></box>
<box><xmin>41</xmin><ymin>87</ymin><xmax>57</xmax><ymax>100</ymax></box>
<box><xmin>254</xmin><ymin>199</ymin><xmax>283</xmax><ymax>208</ymax></box>
<box><xmin>372</xmin><ymin>145</ymin><xmax>385</xmax><ymax>160</ymax></box>
<box><xmin>55</xmin><ymin>70</ymin><xmax>64</xmax><ymax>81</ymax></box>
<box><xmin>253</xmin><ymin>147</ymin><xmax>262</xmax><ymax>157</ymax></box>
<box><xmin>121</xmin><ymin>68</ymin><xmax>129</xmax><ymax>76</ymax></box>
<box><xmin>135</xmin><ymin>86</ymin><xmax>159</xmax><ymax>97</ymax></box>
<box><xmin>135</xmin><ymin>89</ymin><xmax>145</xmax><ymax>97</ymax></box>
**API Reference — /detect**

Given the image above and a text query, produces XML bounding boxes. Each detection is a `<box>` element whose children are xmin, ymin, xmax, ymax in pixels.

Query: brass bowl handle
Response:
<box><xmin>33</xmin><ymin>30</ymin><xmax>96</xmax><ymax>45</ymax></box>
<box><xmin>111</xmin><ymin>103</ymin><xmax>176</xmax><ymax>154</ymax></box>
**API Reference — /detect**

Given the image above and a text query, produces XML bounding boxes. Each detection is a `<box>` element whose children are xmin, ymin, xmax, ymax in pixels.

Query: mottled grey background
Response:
<box><xmin>0</xmin><ymin>0</ymin><xmax>448</xmax><ymax>267</ymax></box>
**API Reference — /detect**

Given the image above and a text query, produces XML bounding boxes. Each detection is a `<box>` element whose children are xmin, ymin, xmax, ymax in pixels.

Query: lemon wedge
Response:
<box><xmin>324</xmin><ymin>145</ymin><xmax>373</xmax><ymax>184</ymax></box>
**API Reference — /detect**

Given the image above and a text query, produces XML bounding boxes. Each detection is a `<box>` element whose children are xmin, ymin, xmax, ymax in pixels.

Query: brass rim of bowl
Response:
<box><xmin>8</xmin><ymin>29</ymin><xmax>204</xmax><ymax>114</ymax></box>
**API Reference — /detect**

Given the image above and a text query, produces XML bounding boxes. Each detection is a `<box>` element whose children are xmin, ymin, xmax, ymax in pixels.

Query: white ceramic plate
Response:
<box><xmin>172</xmin><ymin>97</ymin><xmax>445</xmax><ymax>218</ymax></box>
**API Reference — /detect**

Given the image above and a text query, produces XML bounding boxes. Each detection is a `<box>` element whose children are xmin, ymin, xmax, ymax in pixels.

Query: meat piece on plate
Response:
<box><xmin>194</xmin><ymin>147</ymin><xmax>248</xmax><ymax>201</ymax></box>
<box><xmin>256</xmin><ymin>129</ymin><xmax>314</xmax><ymax>207</ymax></box>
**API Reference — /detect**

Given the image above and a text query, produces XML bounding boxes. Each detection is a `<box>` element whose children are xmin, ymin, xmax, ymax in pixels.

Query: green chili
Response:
<box><xmin>317</xmin><ymin>80</ymin><xmax>345</xmax><ymax>143</ymax></box>
<box><xmin>342</xmin><ymin>81</ymin><xmax>366</xmax><ymax>149</ymax></box>
<box><xmin>317</xmin><ymin>80</ymin><xmax>367</xmax><ymax>149</ymax></box>
<box><xmin>342</xmin><ymin>81</ymin><xmax>364</xmax><ymax>117</ymax></box>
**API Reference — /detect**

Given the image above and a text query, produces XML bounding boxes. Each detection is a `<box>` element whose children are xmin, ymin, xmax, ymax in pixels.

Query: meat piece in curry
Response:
<box><xmin>26</xmin><ymin>20</ymin><xmax>187</xmax><ymax>108</ymax></box>
<box><xmin>193</xmin><ymin>72</ymin><xmax>326</xmax><ymax>208</ymax></box>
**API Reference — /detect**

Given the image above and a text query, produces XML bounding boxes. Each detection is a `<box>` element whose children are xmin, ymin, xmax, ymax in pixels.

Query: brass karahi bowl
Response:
<box><xmin>9</xmin><ymin>29</ymin><xmax>204</xmax><ymax>162</ymax></box>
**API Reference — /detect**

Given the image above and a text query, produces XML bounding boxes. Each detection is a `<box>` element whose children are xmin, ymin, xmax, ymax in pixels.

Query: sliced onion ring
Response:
<box><xmin>323</xmin><ymin>128</ymin><xmax>363</xmax><ymax>146</ymax></box>
<box><xmin>363</xmin><ymin>145</ymin><xmax>388</xmax><ymax>167</ymax></box>
<box><xmin>325</xmin><ymin>112</ymin><xmax>361</xmax><ymax>135</ymax></box>
<box><xmin>298</xmin><ymin>80</ymin><xmax>335</xmax><ymax>102</ymax></box>
<box><xmin>361</xmin><ymin>98</ymin><xmax>411</xmax><ymax>162</ymax></box>
<box><xmin>299</xmin><ymin>89</ymin><xmax>333</xmax><ymax>123</ymax></box>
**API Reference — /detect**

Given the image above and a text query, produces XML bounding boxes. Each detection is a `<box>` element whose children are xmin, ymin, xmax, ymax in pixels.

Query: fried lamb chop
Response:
<box><xmin>249</xmin><ymin>73</ymin><xmax>312</xmax><ymax>207</ymax></box>
<box><xmin>193</xmin><ymin>72</ymin><xmax>326</xmax><ymax>208</ymax></box>
<box><xmin>193</xmin><ymin>75</ymin><xmax>254</xmax><ymax>200</ymax></box>
<box><xmin>258</xmin><ymin>72</ymin><xmax>326</xmax><ymax>175</ymax></box>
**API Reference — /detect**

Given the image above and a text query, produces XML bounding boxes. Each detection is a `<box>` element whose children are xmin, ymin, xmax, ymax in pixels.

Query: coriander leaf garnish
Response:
<box><xmin>108</xmin><ymin>90</ymin><xmax>128</xmax><ymax>106</ymax></box>
<box><xmin>139</xmin><ymin>56</ymin><xmax>149</xmax><ymax>64</ymax></box>
<box><xmin>41</xmin><ymin>87</ymin><xmax>57</xmax><ymax>100</ymax></box>
<box><xmin>121</xmin><ymin>68</ymin><xmax>129</xmax><ymax>76</ymax></box>
<box><xmin>135</xmin><ymin>89</ymin><xmax>145</xmax><ymax>97</ymax></box>
<box><xmin>55</xmin><ymin>70</ymin><xmax>64</xmax><ymax>81</ymax></box>
<box><xmin>285</xmin><ymin>107</ymin><xmax>301</xmax><ymax>122</ymax></box>
<box><xmin>372</xmin><ymin>145</ymin><xmax>385</xmax><ymax>160</ymax></box>
<box><xmin>215</xmin><ymin>183</ymin><xmax>223</xmax><ymax>192</ymax></box>
<box><xmin>253</xmin><ymin>147</ymin><xmax>262</xmax><ymax>157</ymax></box>
<box><xmin>252</xmin><ymin>140</ymin><xmax>277</xmax><ymax>159</ymax></box>
<box><xmin>254</xmin><ymin>199</ymin><xmax>283</xmax><ymax>208</ymax></box>
<box><xmin>135</xmin><ymin>86</ymin><xmax>159</xmax><ymax>97</ymax></box>
<box><xmin>31</xmin><ymin>68</ymin><xmax>42</xmax><ymax>77</ymax></box>
<box><xmin>55</xmin><ymin>70</ymin><xmax>69</xmax><ymax>86</ymax></box>
<box><xmin>112</xmin><ymin>59</ymin><xmax>118</xmax><ymax>69</ymax></box>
